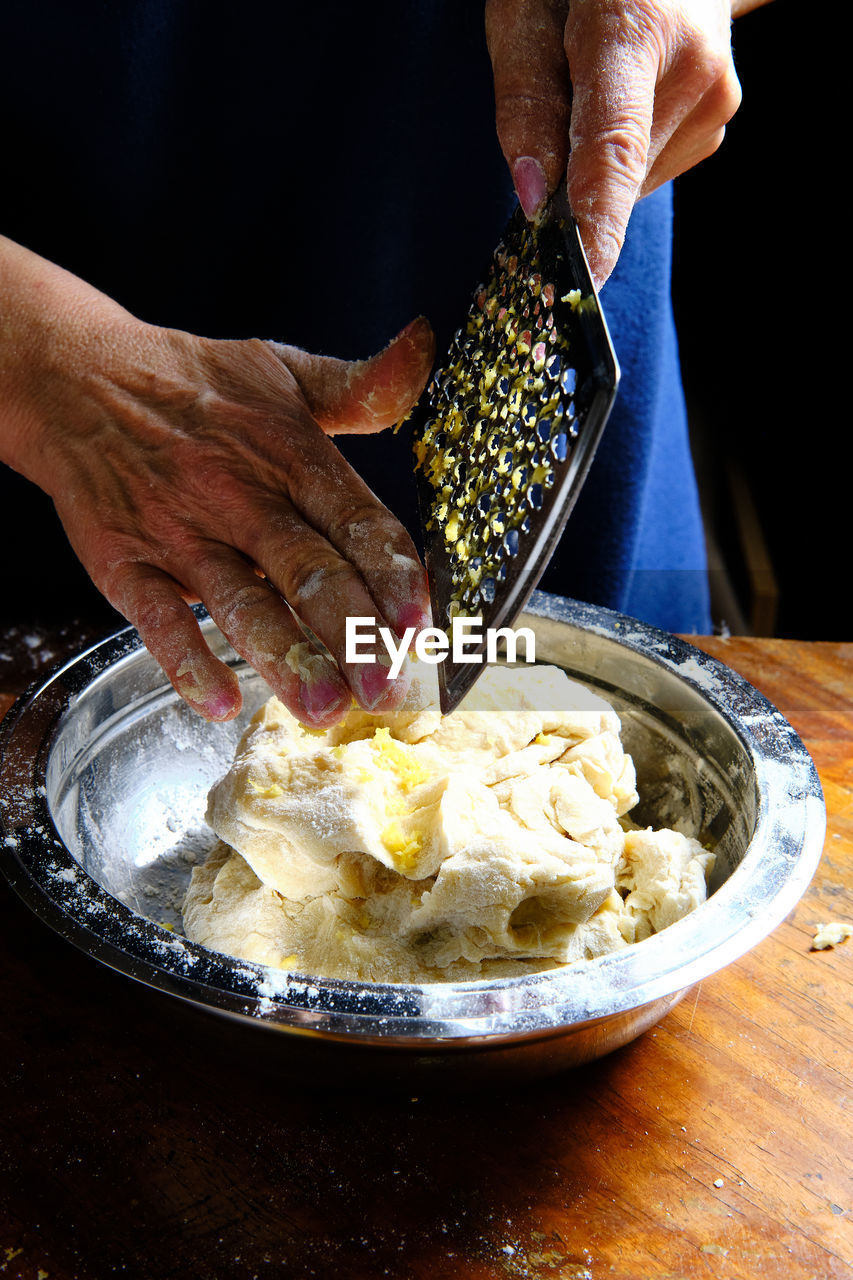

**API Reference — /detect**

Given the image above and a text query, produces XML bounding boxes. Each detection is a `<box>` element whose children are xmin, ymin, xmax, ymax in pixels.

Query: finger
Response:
<box><xmin>485</xmin><ymin>0</ymin><xmax>572</xmax><ymax>220</ymax></box>
<box><xmin>254</xmin><ymin>402</ymin><xmax>431</xmax><ymax>638</ymax></box>
<box><xmin>639</xmin><ymin>22</ymin><xmax>734</xmax><ymax>171</ymax></box>
<box><xmin>642</xmin><ymin>66</ymin><xmax>741</xmax><ymax>195</ymax></box>
<box><xmin>643</xmin><ymin>121</ymin><xmax>727</xmax><ymax>197</ymax></box>
<box><xmin>237</xmin><ymin>502</ymin><xmax>410</xmax><ymax>715</ymax></box>
<box><xmin>272</xmin><ymin>316</ymin><xmax>435</xmax><ymax>435</ymax></box>
<box><xmin>335</xmin><ymin>509</ymin><xmax>431</xmax><ymax>639</ymax></box>
<box><xmin>181</xmin><ymin>543</ymin><xmax>353</xmax><ymax>728</ymax></box>
<box><xmin>564</xmin><ymin>6</ymin><xmax>659</xmax><ymax>288</ymax></box>
<box><xmin>282</xmin><ymin>449</ymin><xmax>431</xmax><ymax>638</ymax></box>
<box><xmin>107</xmin><ymin>563</ymin><xmax>242</xmax><ymax>722</ymax></box>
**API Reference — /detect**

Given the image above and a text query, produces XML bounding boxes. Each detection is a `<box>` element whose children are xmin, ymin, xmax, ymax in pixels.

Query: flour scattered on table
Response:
<box><xmin>183</xmin><ymin>663</ymin><xmax>714</xmax><ymax>982</ymax></box>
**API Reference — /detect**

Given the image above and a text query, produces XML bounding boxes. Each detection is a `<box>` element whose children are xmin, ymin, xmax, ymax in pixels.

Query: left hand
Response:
<box><xmin>0</xmin><ymin>236</ymin><xmax>435</xmax><ymax>727</ymax></box>
<box><xmin>485</xmin><ymin>0</ymin><xmax>743</xmax><ymax>288</ymax></box>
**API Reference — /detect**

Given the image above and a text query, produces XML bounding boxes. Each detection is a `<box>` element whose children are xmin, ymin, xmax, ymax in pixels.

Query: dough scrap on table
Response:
<box><xmin>183</xmin><ymin>663</ymin><xmax>715</xmax><ymax>983</ymax></box>
<box><xmin>810</xmin><ymin>921</ymin><xmax>853</xmax><ymax>951</ymax></box>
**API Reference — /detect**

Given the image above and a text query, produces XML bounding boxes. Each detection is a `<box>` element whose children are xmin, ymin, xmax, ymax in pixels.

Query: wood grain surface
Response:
<box><xmin>0</xmin><ymin>629</ymin><xmax>850</xmax><ymax>1280</ymax></box>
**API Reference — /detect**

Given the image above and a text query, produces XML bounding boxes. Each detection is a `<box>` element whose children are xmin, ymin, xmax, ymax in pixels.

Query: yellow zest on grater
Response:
<box><xmin>409</xmin><ymin>189</ymin><xmax>620</xmax><ymax>713</ymax></box>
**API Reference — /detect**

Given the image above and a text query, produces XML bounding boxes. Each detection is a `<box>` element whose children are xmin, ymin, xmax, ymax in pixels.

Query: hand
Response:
<box><xmin>486</xmin><ymin>0</ymin><xmax>744</xmax><ymax>287</ymax></box>
<box><xmin>0</xmin><ymin>237</ymin><xmax>435</xmax><ymax>725</ymax></box>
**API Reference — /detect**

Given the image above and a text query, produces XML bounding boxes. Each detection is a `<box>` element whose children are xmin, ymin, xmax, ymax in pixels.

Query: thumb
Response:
<box><xmin>273</xmin><ymin>316</ymin><xmax>435</xmax><ymax>435</ymax></box>
<box><xmin>485</xmin><ymin>0</ymin><xmax>572</xmax><ymax>221</ymax></box>
<box><xmin>563</xmin><ymin>7</ymin><xmax>658</xmax><ymax>288</ymax></box>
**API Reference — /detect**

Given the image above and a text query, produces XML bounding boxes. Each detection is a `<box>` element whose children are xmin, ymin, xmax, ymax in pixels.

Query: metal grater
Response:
<box><xmin>408</xmin><ymin>187</ymin><xmax>620</xmax><ymax>713</ymax></box>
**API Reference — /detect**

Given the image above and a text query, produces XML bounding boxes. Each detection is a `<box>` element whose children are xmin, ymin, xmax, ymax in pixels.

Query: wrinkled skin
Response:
<box><xmin>0</xmin><ymin>237</ymin><xmax>434</xmax><ymax>725</ymax></box>
<box><xmin>1</xmin><ymin>1</ymin><xmax>761</xmax><ymax>722</ymax></box>
<box><xmin>486</xmin><ymin>0</ymin><xmax>748</xmax><ymax>287</ymax></box>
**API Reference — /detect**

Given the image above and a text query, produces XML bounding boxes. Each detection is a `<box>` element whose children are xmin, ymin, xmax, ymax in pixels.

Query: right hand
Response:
<box><xmin>0</xmin><ymin>236</ymin><xmax>435</xmax><ymax>726</ymax></box>
<box><xmin>486</xmin><ymin>0</ymin><xmax>743</xmax><ymax>288</ymax></box>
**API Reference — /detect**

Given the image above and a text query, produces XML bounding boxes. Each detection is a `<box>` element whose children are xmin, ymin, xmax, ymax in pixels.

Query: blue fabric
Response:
<box><xmin>539</xmin><ymin>185</ymin><xmax>711</xmax><ymax>632</ymax></box>
<box><xmin>0</xmin><ymin>0</ymin><xmax>710</xmax><ymax>633</ymax></box>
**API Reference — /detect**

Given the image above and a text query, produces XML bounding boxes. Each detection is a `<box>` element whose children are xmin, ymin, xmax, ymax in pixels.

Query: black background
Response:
<box><xmin>672</xmin><ymin>1</ymin><xmax>839</xmax><ymax>638</ymax></box>
<box><xmin>1</xmin><ymin>1</ymin><xmax>839</xmax><ymax>644</ymax></box>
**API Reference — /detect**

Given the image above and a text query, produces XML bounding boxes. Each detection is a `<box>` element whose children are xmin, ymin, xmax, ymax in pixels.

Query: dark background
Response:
<box><xmin>1</xmin><ymin>1</ymin><xmax>838</xmax><ymax>655</ymax></box>
<box><xmin>672</xmin><ymin>1</ymin><xmax>838</xmax><ymax>638</ymax></box>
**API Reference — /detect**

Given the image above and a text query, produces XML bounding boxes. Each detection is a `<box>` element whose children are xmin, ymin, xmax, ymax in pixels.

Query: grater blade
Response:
<box><xmin>409</xmin><ymin>188</ymin><xmax>620</xmax><ymax>714</ymax></box>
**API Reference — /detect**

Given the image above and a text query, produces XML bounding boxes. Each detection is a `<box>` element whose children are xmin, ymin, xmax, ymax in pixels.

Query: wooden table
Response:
<box><xmin>0</xmin><ymin>631</ymin><xmax>850</xmax><ymax>1280</ymax></box>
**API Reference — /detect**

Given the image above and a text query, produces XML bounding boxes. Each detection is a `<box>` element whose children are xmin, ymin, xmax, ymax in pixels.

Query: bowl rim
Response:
<box><xmin>0</xmin><ymin>592</ymin><xmax>826</xmax><ymax>1046</ymax></box>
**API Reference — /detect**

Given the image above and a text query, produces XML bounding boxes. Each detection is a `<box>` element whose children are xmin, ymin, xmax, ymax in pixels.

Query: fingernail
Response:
<box><xmin>176</xmin><ymin>661</ymin><xmax>240</xmax><ymax>721</ymax></box>
<box><xmin>201</xmin><ymin>691</ymin><xmax>241</xmax><ymax>722</ymax></box>
<box><xmin>513</xmin><ymin>156</ymin><xmax>548</xmax><ymax>222</ymax></box>
<box><xmin>300</xmin><ymin>679</ymin><xmax>347</xmax><ymax>724</ymax></box>
<box><xmin>356</xmin><ymin>661</ymin><xmax>412</xmax><ymax>712</ymax></box>
<box><xmin>394</xmin><ymin>601</ymin><xmax>432</xmax><ymax>637</ymax></box>
<box><xmin>357</xmin><ymin>663</ymin><xmax>391</xmax><ymax>710</ymax></box>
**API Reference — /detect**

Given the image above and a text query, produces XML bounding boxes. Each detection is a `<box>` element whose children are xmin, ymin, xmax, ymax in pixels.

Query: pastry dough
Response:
<box><xmin>183</xmin><ymin>664</ymin><xmax>714</xmax><ymax>982</ymax></box>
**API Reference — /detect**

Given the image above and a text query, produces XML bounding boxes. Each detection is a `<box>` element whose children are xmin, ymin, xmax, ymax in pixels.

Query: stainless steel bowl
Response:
<box><xmin>0</xmin><ymin>593</ymin><xmax>825</xmax><ymax>1082</ymax></box>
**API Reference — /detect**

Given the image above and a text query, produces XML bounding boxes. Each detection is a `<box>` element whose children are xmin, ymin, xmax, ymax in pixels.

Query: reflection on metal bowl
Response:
<box><xmin>0</xmin><ymin>592</ymin><xmax>825</xmax><ymax>1084</ymax></box>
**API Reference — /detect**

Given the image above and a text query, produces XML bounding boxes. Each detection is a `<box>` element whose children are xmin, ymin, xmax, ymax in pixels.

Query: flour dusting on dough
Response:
<box><xmin>183</xmin><ymin>664</ymin><xmax>714</xmax><ymax>982</ymax></box>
